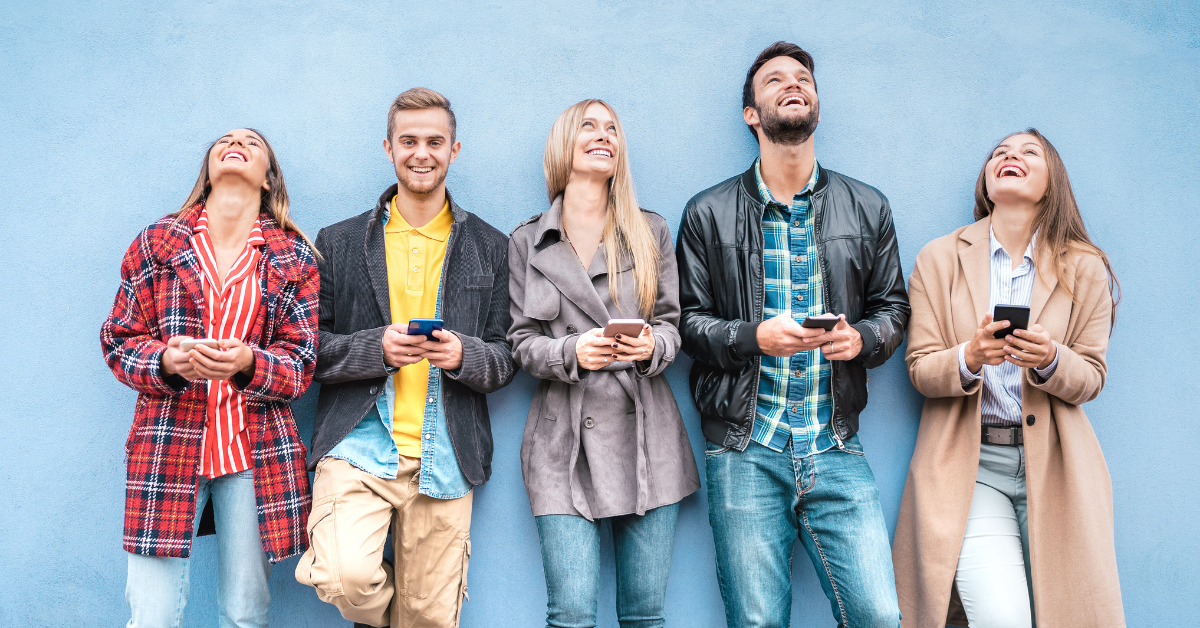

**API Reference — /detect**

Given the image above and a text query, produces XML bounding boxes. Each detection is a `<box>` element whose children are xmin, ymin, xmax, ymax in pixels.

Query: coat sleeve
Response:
<box><xmin>100</xmin><ymin>230</ymin><xmax>189</xmax><ymax>396</ymax></box>
<box><xmin>852</xmin><ymin>195</ymin><xmax>911</xmax><ymax>368</ymax></box>
<box><xmin>635</xmin><ymin>216</ymin><xmax>682</xmax><ymax>379</ymax></box>
<box><xmin>905</xmin><ymin>249</ymin><xmax>981</xmax><ymax>399</ymax></box>
<box><xmin>231</xmin><ymin>243</ymin><xmax>319</xmax><ymax>402</ymax></box>
<box><xmin>446</xmin><ymin>230</ymin><xmax>516</xmax><ymax>393</ymax></box>
<box><xmin>1024</xmin><ymin>255</ymin><xmax>1111</xmax><ymax>405</ymax></box>
<box><xmin>676</xmin><ymin>201</ymin><xmax>759</xmax><ymax>371</ymax></box>
<box><xmin>311</xmin><ymin>227</ymin><xmax>394</xmax><ymax>385</ymax></box>
<box><xmin>507</xmin><ymin>231</ymin><xmax>584</xmax><ymax>384</ymax></box>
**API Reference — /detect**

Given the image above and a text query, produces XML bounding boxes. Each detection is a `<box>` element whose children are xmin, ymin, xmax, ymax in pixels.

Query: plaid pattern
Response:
<box><xmin>100</xmin><ymin>204</ymin><xmax>318</xmax><ymax>562</ymax></box>
<box><xmin>752</xmin><ymin>160</ymin><xmax>837</xmax><ymax>457</ymax></box>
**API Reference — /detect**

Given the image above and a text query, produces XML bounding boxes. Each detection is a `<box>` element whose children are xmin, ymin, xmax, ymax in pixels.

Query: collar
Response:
<box><xmin>385</xmin><ymin>196</ymin><xmax>453</xmax><ymax>241</ymax></box>
<box><xmin>192</xmin><ymin>206</ymin><xmax>266</xmax><ymax>247</ymax></box>
<box><xmin>753</xmin><ymin>157</ymin><xmax>820</xmax><ymax>207</ymax></box>
<box><xmin>156</xmin><ymin>204</ymin><xmax>302</xmax><ymax>281</ymax></box>
<box><xmin>373</xmin><ymin>183</ymin><xmax>468</xmax><ymax>225</ymax></box>
<box><xmin>533</xmin><ymin>193</ymin><xmax>568</xmax><ymax>247</ymax></box>
<box><xmin>988</xmin><ymin>225</ymin><xmax>1037</xmax><ymax>265</ymax></box>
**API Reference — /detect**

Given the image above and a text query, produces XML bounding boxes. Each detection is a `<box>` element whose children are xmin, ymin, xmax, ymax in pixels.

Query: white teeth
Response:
<box><xmin>587</xmin><ymin>149</ymin><xmax>611</xmax><ymax>157</ymax></box>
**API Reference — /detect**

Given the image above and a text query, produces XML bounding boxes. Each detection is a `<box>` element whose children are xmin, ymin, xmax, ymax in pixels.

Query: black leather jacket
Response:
<box><xmin>676</xmin><ymin>164</ymin><xmax>909</xmax><ymax>449</ymax></box>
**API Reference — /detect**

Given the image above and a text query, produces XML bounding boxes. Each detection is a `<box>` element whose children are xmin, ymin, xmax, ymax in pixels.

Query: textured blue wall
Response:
<box><xmin>2</xmin><ymin>1</ymin><xmax>1197</xmax><ymax>626</ymax></box>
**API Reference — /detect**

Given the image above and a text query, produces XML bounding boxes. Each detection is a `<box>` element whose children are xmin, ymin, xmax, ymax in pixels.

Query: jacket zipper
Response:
<box><xmin>811</xmin><ymin>189</ymin><xmax>843</xmax><ymax>447</ymax></box>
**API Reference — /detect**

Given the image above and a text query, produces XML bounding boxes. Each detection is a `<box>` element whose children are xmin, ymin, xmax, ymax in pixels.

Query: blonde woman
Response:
<box><xmin>508</xmin><ymin>100</ymin><xmax>700</xmax><ymax>628</ymax></box>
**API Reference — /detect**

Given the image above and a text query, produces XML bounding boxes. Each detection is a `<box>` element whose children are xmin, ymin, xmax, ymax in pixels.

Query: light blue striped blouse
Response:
<box><xmin>957</xmin><ymin>228</ymin><xmax>1059</xmax><ymax>427</ymax></box>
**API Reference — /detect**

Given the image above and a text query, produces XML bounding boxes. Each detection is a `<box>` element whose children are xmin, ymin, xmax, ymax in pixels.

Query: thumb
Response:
<box><xmin>980</xmin><ymin>313</ymin><xmax>993</xmax><ymax>328</ymax></box>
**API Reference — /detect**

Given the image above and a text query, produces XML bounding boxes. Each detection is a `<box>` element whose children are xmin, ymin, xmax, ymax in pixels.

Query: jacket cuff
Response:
<box><xmin>444</xmin><ymin>331</ymin><xmax>479</xmax><ymax>381</ymax></box>
<box><xmin>733</xmin><ymin>321</ymin><xmax>764</xmax><ymax>359</ymax></box>
<box><xmin>851</xmin><ymin>321</ymin><xmax>879</xmax><ymax>361</ymax></box>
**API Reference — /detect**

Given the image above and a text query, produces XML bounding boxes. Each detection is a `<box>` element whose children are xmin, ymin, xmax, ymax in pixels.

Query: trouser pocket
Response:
<box><xmin>295</xmin><ymin>495</ymin><xmax>342</xmax><ymax>598</ymax></box>
<box><xmin>453</xmin><ymin>536</ymin><xmax>470</xmax><ymax>627</ymax></box>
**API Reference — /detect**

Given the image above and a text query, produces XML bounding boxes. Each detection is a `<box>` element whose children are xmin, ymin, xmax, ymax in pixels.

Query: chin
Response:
<box><xmin>399</xmin><ymin>173</ymin><xmax>445</xmax><ymax>195</ymax></box>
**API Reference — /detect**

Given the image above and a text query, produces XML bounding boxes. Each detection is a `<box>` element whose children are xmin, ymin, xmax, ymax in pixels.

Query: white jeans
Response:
<box><xmin>955</xmin><ymin>443</ymin><xmax>1034</xmax><ymax>628</ymax></box>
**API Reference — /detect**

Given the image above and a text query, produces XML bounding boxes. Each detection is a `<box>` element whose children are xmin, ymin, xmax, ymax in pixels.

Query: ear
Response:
<box><xmin>448</xmin><ymin>140</ymin><xmax>461</xmax><ymax>166</ymax></box>
<box><xmin>262</xmin><ymin>178</ymin><xmax>271</xmax><ymax>192</ymax></box>
<box><xmin>743</xmin><ymin>106</ymin><xmax>760</xmax><ymax>128</ymax></box>
<box><xmin>383</xmin><ymin>138</ymin><xmax>394</xmax><ymax>164</ymax></box>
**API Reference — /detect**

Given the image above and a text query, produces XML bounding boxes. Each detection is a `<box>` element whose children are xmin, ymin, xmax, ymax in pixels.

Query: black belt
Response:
<box><xmin>982</xmin><ymin>425</ymin><xmax>1023</xmax><ymax>446</ymax></box>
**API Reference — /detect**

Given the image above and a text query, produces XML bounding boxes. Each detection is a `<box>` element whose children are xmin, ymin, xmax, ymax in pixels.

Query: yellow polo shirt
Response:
<box><xmin>385</xmin><ymin>197</ymin><xmax>452</xmax><ymax>458</ymax></box>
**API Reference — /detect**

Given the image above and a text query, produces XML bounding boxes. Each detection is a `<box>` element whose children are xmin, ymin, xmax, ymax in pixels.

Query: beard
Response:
<box><xmin>756</xmin><ymin>99</ymin><xmax>819</xmax><ymax>145</ymax></box>
<box><xmin>397</xmin><ymin>165</ymin><xmax>447</xmax><ymax>195</ymax></box>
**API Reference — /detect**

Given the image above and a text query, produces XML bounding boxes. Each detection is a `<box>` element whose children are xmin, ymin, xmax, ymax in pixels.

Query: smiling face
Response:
<box><xmin>207</xmin><ymin>129</ymin><xmax>271</xmax><ymax>192</ymax></box>
<box><xmin>745</xmin><ymin>55</ymin><xmax>819</xmax><ymax>145</ymax></box>
<box><xmin>569</xmin><ymin>102</ymin><xmax>619</xmax><ymax>181</ymax></box>
<box><xmin>984</xmin><ymin>133</ymin><xmax>1049</xmax><ymax>207</ymax></box>
<box><xmin>384</xmin><ymin>107</ymin><xmax>460</xmax><ymax>195</ymax></box>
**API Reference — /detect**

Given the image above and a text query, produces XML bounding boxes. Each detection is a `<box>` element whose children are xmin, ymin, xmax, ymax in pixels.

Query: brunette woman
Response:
<box><xmin>892</xmin><ymin>129</ymin><xmax>1124</xmax><ymax>627</ymax></box>
<box><xmin>101</xmin><ymin>128</ymin><xmax>318</xmax><ymax>628</ymax></box>
<box><xmin>508</xmin><ymin>100</ymin><xmax>700</xmax><ymax>628</ymax></box>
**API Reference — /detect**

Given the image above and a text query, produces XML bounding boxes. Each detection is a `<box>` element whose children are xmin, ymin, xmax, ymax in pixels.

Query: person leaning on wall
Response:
<box><xmin>100</xmin><ymin>128</ymin><xmax>319</xmax><ymax>628</ymax></box>
<box><xmin>892</xmin><ymin>128</ymin><xmax>1125</xmax><ymax>627</ymax></box>
<box><xmin>676</xmin><ymin>41</ymin><xmax>911</xmax><ymax>628</ymax></box>
<box><xmin>507</xmin><ymin>99</ymin><xmax>700</xmax><ymax>628</ymax></box>
<box><xmin>293</xmin><ymin>87</ymin><xmax>514</xmax><ymax>628</ymax></box>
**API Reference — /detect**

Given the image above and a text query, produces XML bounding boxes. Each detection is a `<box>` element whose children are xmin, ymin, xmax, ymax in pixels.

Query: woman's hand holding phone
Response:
<box><xmin>611</xmin><ymin>324</ymin><xmax>655</xmax><ymax>362</ymax></box>
<box><xmin>189</xmin><ymin>338</ymin><xmax>255</xmax><ymax>381</ymax></box>
<box><xmin>576</xmin><ymin>328</ymin><xmax>617</xmax><ymax>370</ymax></box>
<box><xmin>162</xmin><ymin>336</ymin><xmax>200</xmax><ymax>380</ymax></box>
<box><xmin>964</xmin><ymin>314</ymin><xmax>1012</xmax><ymax>374</ymax></box>
<box><xmin>1003</xmin><ymin>324</ymin><xmax>1056</xmax><ymax>369</ymax></box>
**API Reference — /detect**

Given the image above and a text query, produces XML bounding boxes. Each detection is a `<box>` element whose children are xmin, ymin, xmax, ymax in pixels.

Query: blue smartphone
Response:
<box><xmin>406</xmin><ymin>318</ymin><xmax>444</xmax><ymax>339</ymax></box>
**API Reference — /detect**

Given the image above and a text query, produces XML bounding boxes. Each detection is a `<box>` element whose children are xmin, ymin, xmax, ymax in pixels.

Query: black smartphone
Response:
<box><xmin>801</xmin><ymin>313</ymin><xmax>840</xmax><ymax>331</ymax></box>
<box><xmin>406</xmin><ymin>318</ymin><xmax>444</xmax><ymax>339</ymax></box>
<box><xmin>992</xmin><ymin>305</ymin><xmax>1030</xmax><ymax>339</ymax></box>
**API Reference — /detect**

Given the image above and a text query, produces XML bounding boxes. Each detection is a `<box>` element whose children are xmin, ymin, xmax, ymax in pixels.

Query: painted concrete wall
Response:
<box><xmin>2</xmin><ymin>1</ymin><xmax>1197</xmax><ymax>625</ymax></box>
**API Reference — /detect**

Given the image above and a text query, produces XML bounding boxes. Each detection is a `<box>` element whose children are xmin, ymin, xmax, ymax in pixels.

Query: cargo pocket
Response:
<box><xmin>453</xmin><ymin>535</ymin><xmax>471</xmax><ymax>627</ymax></box>
<box><xmin>295</xmin><ymin>495</ymin><xmax>343</xmax><ymax>599</ymax></box>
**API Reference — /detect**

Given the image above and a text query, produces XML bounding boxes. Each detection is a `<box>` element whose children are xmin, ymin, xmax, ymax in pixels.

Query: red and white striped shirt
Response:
<box><xmin>190</xmin><ymin>209</ymin><xmax>265</xmax><ymax>478</ymax></box>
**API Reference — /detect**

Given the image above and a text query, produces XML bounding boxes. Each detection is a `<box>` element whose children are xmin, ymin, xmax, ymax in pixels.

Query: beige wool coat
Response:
<box><xmin>892</xmin><ymin>217</ymin><xmax>1125</xmax><ymax>627</ymax></box>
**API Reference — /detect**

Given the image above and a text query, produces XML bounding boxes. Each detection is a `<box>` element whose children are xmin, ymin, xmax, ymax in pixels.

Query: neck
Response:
<box><xmin>393</xmin><ymin>183</ymin><xmax>447</xmax><ymax>228</ymax></box>
<box><xmin>561</xmin><ymin>175</ymin><xmax>610</xmax><ymax>226</ymax></box>
<box><xmin>990</xmin><ymin>201</ymin><xmax>1039</xmax><ymax>262</ymax></box>
<box><xmin>758</xmin><ymin>135</ymin><xmax>816</xmax><ymax>202</ymax></box>
<box><xmin>205</xmin><ymin>183</ymin><xmax>262</xmax><ymax>248</ymax></box>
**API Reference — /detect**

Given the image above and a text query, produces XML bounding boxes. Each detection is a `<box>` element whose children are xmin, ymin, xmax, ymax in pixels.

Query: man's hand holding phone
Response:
<box><xmin>803</xmin><ymin>314</ymin><xmax>863</xmax><ymax>361</ymax></box>
<box><xmin>383</xmin><ymin>324</ymin><xmax>429</xmax><ymax>368</ymax></box>
<box><xmin>415</xmin><ymin>329</ymin><xmax>463</xmax><ymax>371</ymax></box>
<box><xmin>757</xmin><ymin>314</ymin><xmax>862</xmax><ymax>361</ymax></box>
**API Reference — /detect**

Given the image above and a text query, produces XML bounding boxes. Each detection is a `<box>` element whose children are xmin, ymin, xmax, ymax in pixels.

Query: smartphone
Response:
<box><xmin>603</xmin><ymin>319</ymin><xmax>646</xmax><ymax>338</ymax></box>
<box><xmin>992</xmin><ymin>304</ymin><xmax>1030</xmax><ymax>339</ymax></box>
<box><xmin>180</xmin><ymin>338</ymin><xmax>220</xmax><ymax>352</ymax></box>
<box><xmin>800</xmin><ymin>313</ymin><xmax>840</xmax><ymax>331</ymax></box>
<box><xmin>407</xmin><ymin>318</ymin><xmax>444</xmax><ymax>339</ymax></box>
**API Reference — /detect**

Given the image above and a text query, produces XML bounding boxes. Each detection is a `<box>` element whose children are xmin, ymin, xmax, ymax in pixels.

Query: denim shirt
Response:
<box><xmin>324</xmin><ymin>206</ymin><xmax>473</xmax><ymax>499</ymax></box>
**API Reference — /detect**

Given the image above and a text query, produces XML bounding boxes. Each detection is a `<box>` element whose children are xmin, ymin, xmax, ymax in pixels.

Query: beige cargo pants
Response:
<box><xmin>296</xmin><ymin>456</ymin><xmax>472</xmax><ymax>628</ymax></box>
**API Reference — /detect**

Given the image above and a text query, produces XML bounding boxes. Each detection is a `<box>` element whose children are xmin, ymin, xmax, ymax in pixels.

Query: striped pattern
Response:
<box><xmin>957</xmin><ymin>229</ymin><xmax>1058</xmax><ymax>427</ymax></box>
<box><xmin>190</xmin><ymin>211</ymin><xmax>264</xmax><ymax>478</ymax></box>
<box><xmin>751</xmin><ymin>159</ymin><xmax>837</xmax><ymax>457</ymax></box>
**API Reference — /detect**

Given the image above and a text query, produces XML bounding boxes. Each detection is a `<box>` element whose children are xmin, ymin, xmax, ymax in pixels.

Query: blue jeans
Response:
<box><xmin>706</xmin><ymin>436</ymin><xmax>900</xmax><ymax>628</ymax></box>
<box><xmin>126</xmin><ymin>469</ymin><xmax>271</xmax><ymax>628</ymax></box>
<box><xmin>535</xmin><ymin>503</ymin><xmax>680</xmax><ymax>628</ymax></box>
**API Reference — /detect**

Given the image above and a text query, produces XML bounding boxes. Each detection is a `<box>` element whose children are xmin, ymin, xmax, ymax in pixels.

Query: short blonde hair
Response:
<box><xmin>387</xmin><ymin>87</ymin><xmax>456</xmax><ymax>143</ymax></box>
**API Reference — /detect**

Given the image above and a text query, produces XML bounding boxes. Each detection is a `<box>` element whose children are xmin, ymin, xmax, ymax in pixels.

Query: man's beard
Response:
<box><xmin>757</xmin><ymin>99</ymin><xmax>819</xmax><ymax>145</ymax></box>
<box><xmin>397</xmin><ymin>166</ymin><xmax>447</xmax><ymax>195</ymax></box>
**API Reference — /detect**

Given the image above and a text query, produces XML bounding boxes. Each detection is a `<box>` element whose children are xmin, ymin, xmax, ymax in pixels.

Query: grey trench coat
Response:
<box><xmin>507</xmin><ymin>196</ymin><xmax>700</xmax><ymax>520</ymax></box>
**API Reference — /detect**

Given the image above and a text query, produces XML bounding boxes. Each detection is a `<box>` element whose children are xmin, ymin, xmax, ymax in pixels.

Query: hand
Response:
<box><xmin>162</xmin><ymin>336</ymin><xmax>200</xmax><ymax>380</ymax></box>
<box><xmin>1003</xmin><ymin>323</ymin><xmax>1056</xmax><ymax>369</ymax></box>
<box><xmin>575</xmin><ymin>328</ymin><xmax>617</xmax><ymax>371</ymax></box>
<box><xmin>806</xmin><ymin>315</ymin><xmax>863</xmax><ymax>361</ymax></box>
<box><xmin>612</xmin><ymin>324</ymin><xmax>655</xmax><ymax>362</ymax></box>
<box><xmin>756</xmin><ymin>315</ymin><xmax>824</xmax><ymax>357</ymax></box>
<box><xmin>383</xmin><ymin>324</ymin><xmax>428</xmax><ymax>367</ymax></box>
<box><xmin>964</xmin><ymin>314</ymin><xmax>1011</xmax><ymax>374</ymax></box>
<box><xmin>415</xmin><ymin>329</ymin><xmax>463</xmax><ymax>371</ymax></box>
<box><xmin>190</xmin><ymin>338</ymin><xmax>256</xmax><ymax>381</ymax></box>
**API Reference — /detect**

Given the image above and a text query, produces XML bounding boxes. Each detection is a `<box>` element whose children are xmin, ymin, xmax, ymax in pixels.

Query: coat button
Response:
<box><xmin>567</xmin><ymin>325</ymin><xmax>577</xmax><ymax>334</ymax></box>
<box><xmin>369</xmin><ymin>386</ymin><xmax>379</xmax><ymax>395</ymax></box>
<box><xmin>584</xmin><ymin>417</ymin><xmax>595</xmax><ymax>428</ymax></box>
<box><xmin>1026</xmin><ymin>414</ymin><xmax>1036</xmax><ymax>426</ymax></box>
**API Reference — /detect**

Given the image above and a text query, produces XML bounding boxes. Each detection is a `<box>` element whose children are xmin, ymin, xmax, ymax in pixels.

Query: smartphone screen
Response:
<box><xmin>992</xmin><ymin>305</ymin><xmax>1030</xmax><ymax>339</ymax></box>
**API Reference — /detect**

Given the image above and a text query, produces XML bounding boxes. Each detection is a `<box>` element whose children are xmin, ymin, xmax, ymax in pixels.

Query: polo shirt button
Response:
<box><xmin>1026</xmin><ymin>414</ymin><xmax>1036</xmax><ymax>426</ymax></box>
<box><xmin>412</xmin><ymin>248</ymin><xmax>419</xmax><ymax>254</ymax></box>
<box><xmin>369</xmin><ymin>386</ymin><xmax>378</xmax><ymax>395</ymax></box>
<box><xmin>584</xmin><ymin>417</ymin><xmax>595</xmax><ymax>428</ymax></box>
<box><xmin>413</xmin><ymin>266</ymin><xmax>419</xmax><ymax>272</ymax></box>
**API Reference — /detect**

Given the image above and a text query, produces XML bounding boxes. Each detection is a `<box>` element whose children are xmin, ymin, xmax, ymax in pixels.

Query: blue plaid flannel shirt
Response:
<box><xmin>752</xmin><ymin>159</ymin><xmax>837</xmax><ymax>457</ymax></box>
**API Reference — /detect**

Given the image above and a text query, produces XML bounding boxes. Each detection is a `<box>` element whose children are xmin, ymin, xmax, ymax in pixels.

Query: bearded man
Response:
<box><xmin>675</xmin><ymin>42</ymin><xmax>910</xmax><ymax>628</ymax></box>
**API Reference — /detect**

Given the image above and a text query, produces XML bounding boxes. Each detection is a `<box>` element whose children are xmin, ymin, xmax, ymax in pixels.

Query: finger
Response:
<box><xmin>189</xmin><ymin>351</ymin><xmax>223</xmax><ymax>370</ymax></box>
<box><xmin>167</xmin><ymin>336</ymin><xmax>187</xmax><ymax>349</ymax></box>
<box><xmin>983</xmin><ymin>319</ymin><xmax>1011</xmax><ymax>333</ymax></box>
<box><xmin>834</xmin><ymin>314</ymin><xmax>850</xmax><ymax>330</ymax></box>
<box><xmin>1003</xmin><ymin>335</ymin><xmax>1038</xmax><ymax>352</ymax></box>
<box><xmin>192</xmin><ymin>343</ymin><xmax>223</xmax><ymax>359</ymax></box>
<box><xmin>979</xmin><ymin>313</ymin><xmax>994</xmax><ymax>328</ymax></box>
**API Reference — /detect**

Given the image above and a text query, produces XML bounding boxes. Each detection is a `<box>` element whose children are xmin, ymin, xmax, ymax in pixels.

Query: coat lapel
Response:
<box><xmin>364</xmin><ymin>204</ymin><xmax>392</xmax><ymax>325</ymax></box>
<box><xmin>528</xmin><ymin>196</ymin><xmax>613</xmax><ymax>328</ymax></box>
<box><xmin>160</xmin><ymin>206</ymin><xmax>207</xmax><ymax>332</ymax></box>
<box><xmin>1029</xmin><ymin>245</ymin><xmax>1059</xmax><ymax>326</ymax></box>
<box><xmin>957</xmin><ymin>217</ymin><xmax>993</xmax><ymax>324</ymax></box>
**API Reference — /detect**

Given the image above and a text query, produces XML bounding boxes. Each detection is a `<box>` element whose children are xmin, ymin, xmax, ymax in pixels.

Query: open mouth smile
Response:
<box><xmin>222</xmin><ymin>149</ymin><xmax>247</xmax><ymax>162</ymax></box>
<box><xmin>409</xmin><ymin>165</ymin><xmax>434</xmax><ymax>174</ymax></box>
<box><xmin>779</xmin><ymin>94</ymin><xmax>807</xmax><ymax>107</ymax></box>
<box><xmin>586</xmin><ymin>148</ymin><xmax>613</xmax><ymax>158</ymax></box>
<box><xmin>998</xmin><ymin>164</ymin><xmax>1026</xmax><ymax>178</ymax></box>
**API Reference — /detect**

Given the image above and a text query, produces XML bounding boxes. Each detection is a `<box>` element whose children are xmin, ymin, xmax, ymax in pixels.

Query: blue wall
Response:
<box><xmin>2</xmin><ymin>1</ymin><xmax>1197</xmax><ymax>625</ymax></box>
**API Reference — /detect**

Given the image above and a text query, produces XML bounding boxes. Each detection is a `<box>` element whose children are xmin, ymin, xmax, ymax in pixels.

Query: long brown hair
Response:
<box><xmin>544</xmin><ymin>100</ymin><xmax>660</xmax><ymax>317</ymax></box>
<box><xmin>974</xmin><ymin>128</ymin><xmax>1120</xmax><ymax>322</ymax></box>
<box><xmin>178</xmin><ymin>128</ymin><xmax>317</xmax><ymax>255</ymax></box>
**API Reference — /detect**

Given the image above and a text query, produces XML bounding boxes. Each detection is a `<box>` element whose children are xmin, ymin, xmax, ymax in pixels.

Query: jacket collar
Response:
<box><xmin>957</xmin><ymin>215</ymin><xmax>1058</xmax><ymax>324</ymax></box>
<box><xmin>739</xmin><ymin>159</ymin><xmax>829</xmax><ymax>211</ymax></box>
<box><xmin>155</xmin><ymin>203</ymin><xmax>303</xmax><ymax>282</ymax></box>
<box><xmin>528</xmin><ymin>193</ymin><xmax>613</xmax><ymax>327</ymax></box>
<box><xmin>533</xmin><ymin>193</ymin><xmax>566</xmax><ymax>247</ymax></box>
<box><xmin>372</xmin><ymin>183</ymin><xmax>469</xmax><ymax>226</ymax></box>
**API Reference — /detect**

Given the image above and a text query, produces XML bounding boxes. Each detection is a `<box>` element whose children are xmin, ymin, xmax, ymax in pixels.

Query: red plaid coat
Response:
<box><xmin>101</xmin><ymin>205</ymin><xmax>317</xmax><ymax>562</ymax></box>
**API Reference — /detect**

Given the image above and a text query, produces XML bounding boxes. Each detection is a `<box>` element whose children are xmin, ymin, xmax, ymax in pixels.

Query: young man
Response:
<box><xmin>676</xmin><ymin>42</ymin><xmax>910</xmax><ymax>628</ymax></box>
<box><xmin>296</xmin><ymin>87</ymin><xmax>514</xmax><ymax>628</ymax></box>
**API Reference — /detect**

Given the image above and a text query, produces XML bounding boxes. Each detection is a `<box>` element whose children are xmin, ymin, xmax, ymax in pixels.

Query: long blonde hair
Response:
<box><xmin>544</xmin><ymin>100</ymin><xmax>659</xmax><ymax>317</ymax></box>
<box><xmin>178</xmin><ymin>128</ymin><xmax>318</xmax><ymax>256</ymax></box>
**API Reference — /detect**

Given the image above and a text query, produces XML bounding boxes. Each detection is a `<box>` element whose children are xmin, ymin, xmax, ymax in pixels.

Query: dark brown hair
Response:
<box><xmin>742</xmin><ymin>41</ymin><xmax>816</xmax><ymax>141</ymax></box>
<box><xmin>178</xmin><ymin>128</ymin><xmax>317</xmax><ymax>256</ymax></box>
<box><xmin>387</xmin><ymin>87</ymin><xmax>456</xmax><ymax>143</ymax></box>
<box><xmin>974</xmin><ymin>128</ymin><xmax>1120</xmax><ymax>322</ymax></box>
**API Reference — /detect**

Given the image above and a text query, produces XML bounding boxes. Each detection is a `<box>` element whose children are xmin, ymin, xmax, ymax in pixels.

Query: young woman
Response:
<box><xmin>100</xmin><ymin>128</ymin><xmax>318</xmax><ymax>628</ymax></box>
<box><xmin>507</xmin><ymin>100</ymin><xmax>700</xmax><ymax>628</ymax></box>
<box><xmin>893</xmin><ymin>129</ymin><xmax>1124</xmax><ymax>627</ymax></box>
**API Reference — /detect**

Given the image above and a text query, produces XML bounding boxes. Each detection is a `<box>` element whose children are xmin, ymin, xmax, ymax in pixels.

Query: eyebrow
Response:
<box><xmin>396</xmin><ymin>133</ymin><xmax>446</xmax><ymax>140</ymax></box>
<box><xmin>994</xmin><ymin>142</ymin><xmax>1041</xmax><ymax>151</ymax></box>
<box><xmin>582</xmin><ymin>117</ymin><xmax>615</xmax><ymax>126</ymax></box>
